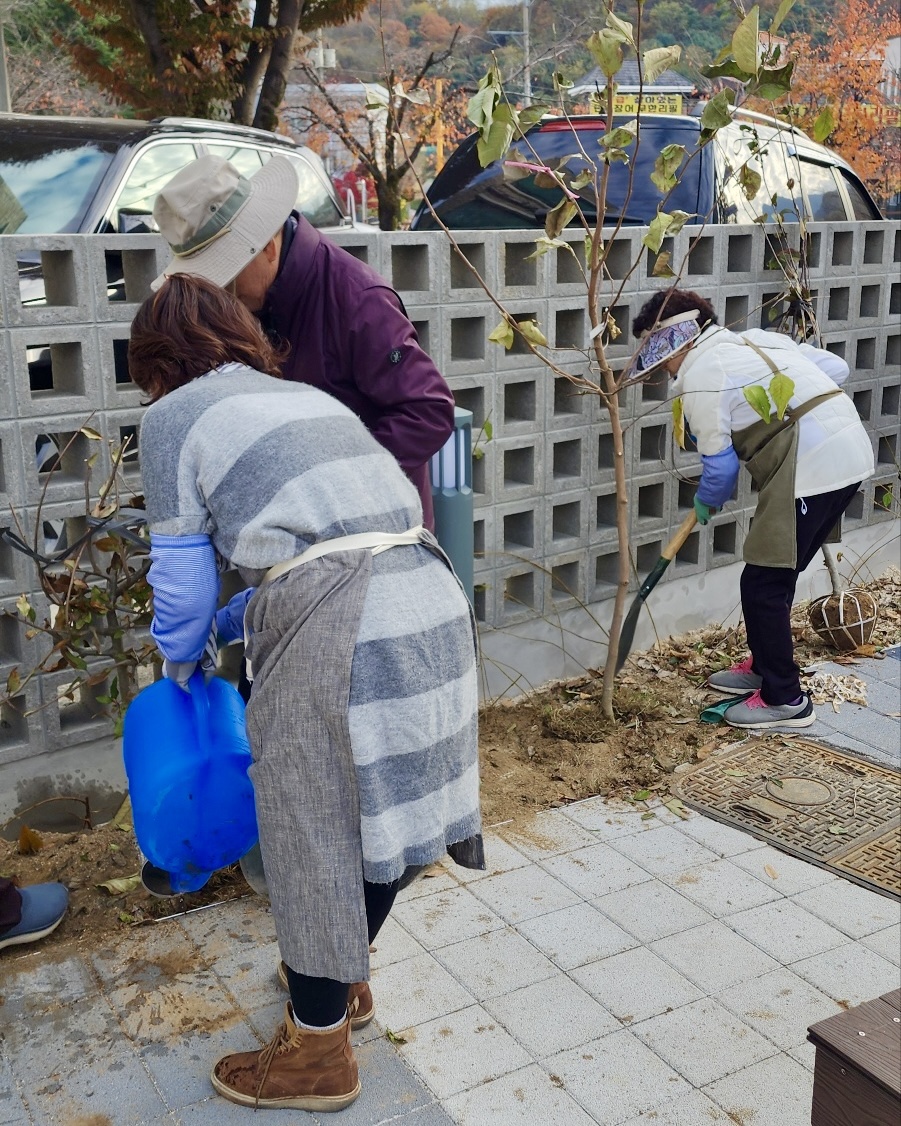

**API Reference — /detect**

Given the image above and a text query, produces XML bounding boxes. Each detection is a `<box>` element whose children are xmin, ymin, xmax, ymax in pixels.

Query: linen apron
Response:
<box><xmin>733</xmin><ymin>386</ymin><xmax>843</xmax><ymax>569</ymax></box>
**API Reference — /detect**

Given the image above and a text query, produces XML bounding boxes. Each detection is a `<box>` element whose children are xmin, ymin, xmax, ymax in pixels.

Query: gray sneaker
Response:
<box><xmin>724</xmin><ymin>691</ymin><xmax>815</xmax><ymax>729</ymax></box>
<box><xmin>707</xmin><ymin>655</ymin><xmax>763</xmax><ymax>695</ymax></box>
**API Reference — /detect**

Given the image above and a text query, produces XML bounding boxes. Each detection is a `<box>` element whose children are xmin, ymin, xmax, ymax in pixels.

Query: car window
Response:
<box><xmin>799</xmin><ymin>161</ymin><xmax>847</xmax><ymax>221</ymax></box>
<box><xmin>111</xmin><ymin>142</ymin><xmax>198</xmax><ymax>225</ymax></box>
<box><xmin>754</xmin><ymin>140</ymin><xmax>804</xmax><ymax>223</ymax></box>
<box><xmin>0</xmin><ymin>141</ymin><xmax>113</xmax><ymax>234</ymax></box>
<box><xmin>282</xmin><ymin>152</ymin><xmax>343</xmax><ymax>228</ymax></box>
<box><xmin>201</xmin><ymin>144</ymin><xmax>264</xmax><ymax>177</ymax></box>
<box><xmin>839</xmin><ymin>170</ymin><xmax>881</xmax><ymax>219</ymax></box>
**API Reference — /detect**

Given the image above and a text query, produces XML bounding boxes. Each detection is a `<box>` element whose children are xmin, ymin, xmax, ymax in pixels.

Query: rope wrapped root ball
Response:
<box><xmin>808</xmin><ymin>588</ymin><xmax>878</xmax><ymax>652</ymax></box>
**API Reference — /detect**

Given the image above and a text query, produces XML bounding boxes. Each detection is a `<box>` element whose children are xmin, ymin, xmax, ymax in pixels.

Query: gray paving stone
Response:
<box><xmin>715</xmin><ymin>967</ymin><xmax>844</xmax><ymax>1051</ymax></box>
<box><xmin>592</xmin><ymin>881</ymin><xmax>715</xmax><ymax>944</ymax></box>
<box><xmin>815</xmin><ymin>732</ymin><xmax>900</xmax><ymax>768</ymax></box>
<box><xmin>0</xmin><ymin>950</ymin><xmax>95</xmax><ymax>1010</ymax></box>
<box><xmin>544</xmin><ymin>1029</ymin><xmax>690</xmax><ymax>1124</ymax></box>
<box><xmin>105</xmin><ymin>972</ymin><xmax>241</xmax><ymax>1046</ymax></box>
<box><xmin>674</xmin><ymin>814</ymin><xmax>766</xmax><ymax>858</ymax></box>
<box><xmin>89</xmin><ymin>921</ymin><xmax>206</xmax><ymax>987</ymax></box>
<box><xmin>703</xmin><ymin>1052</ymin><xmax>813</xmax><ymax>1126</ymax></box>
<box><xmin>860</xmin><ymin>922</ymin><xmax>901</xmax><ymax>965</ymax></box>
<box><xmin>0</xmin><ymin>1052</ymin><xmax>30</xmax><ymax>1126</ymax></box>
<box><xmin>663</xmin><ymin>858</ymin><xmax>783</xmax><ymax>915</ymax></box>
<box><xmin>391</xmin><ymin>887</ymin><xmax>506</xmax><ymax>951</ymax></box>
<box><xmin>464</xmin><ymin>864</ymin><xmax>581</xmax><ymax>925</ymax></box>
<box><xmin>396</xmin><ymin>1004</ymin><xmax>531</xmax><ymax>1100</ymax></box>
<box><xmin>396</xmin><ymin>868</ymin><xmax>461</xmax><ymax>902</ymax></box>
<box><xmin>208</xmin><ymin>940</ymin><xmax>284</xmax><ymax>1014</ymax></box>
<box><xmin>499</xmin><ymin>811</ymin><xmax>598</xmax><ymax>859</ymax></box>
<box><xmin>25</xmin><ymin>1044</ymin><xmax>167</xmax><ymax>1126</ymax></box>
<box><xmin>651</xmin><ymin>920</ymin><xmax>780</xmax><ymax>993</ymax></box>
<box><xmin>370</xmin><ymin>953</ymin><xmax>474</xmax><ymax>1032</ymax></box>
<box><xmin>791</xmin><ymin>879</ymin><xmax>901</xmax><ymax>938</ymax></box>
<box><xmin>389</xmin><ymin>1101</ymin><xmax>456</xmax><ymax>1126</ymax></box>
<box><xmin>726</xmin><ymin>899</ymin><xmax>849</xmax><ymax>962</ymax></box>
<box><xmin>610</xmin><ymin>825</ymin><xmax>721</xmax><ymax>877</ymax></box>
<box><xmin>434</xmin><ymin>927</ymin><xmax>557</xmax><ymax>1001</ymax></box>
<box><xmin>483</xmin><ymin>973</ymin><xmax>620</xmax><ymax>1058</ymax></box>
<box><xmin>729</xmin><ymin>847</ymin><xmax>836</xmax><ymax>897</ymax></box>
<box><xmin>562</xmin><ymin>796</ymin><xmax>661</xmax><ymax>840</ymax></box>
<box><xmin>630</xmin><ymin>998</ymin><xmax>777</xmax><ymax>1087</ymax></box>
<box><xmin>176</xmin><ymin>1096</ymin><xmax>318</xmax><ymax>1124</ymax></box>
<box><xmin>516</xmin><ymin>901</ymin><xmax>637</xmax><ymax>970</ymax></box>
<box><xmin>791</xmin><ymin>942</ymin><xmax>900</xmax><ymax>1006</ymax></box>
<box><xmin>174</xmin><ymin>897</ymin><xmax>276</xmax><ymax>962</ymax></box>
<box><xmin>786</xmin><ymin>1039</ymin><xmax>818</xmax><ymax>1072</ymax></box>
<box><xmin>138</xmin><ymin>1019</ymin><xmax>262</xmax><ymax>1112</ymax></box>
<box><xmin>570</xmin><ymin>947</ymin><xmax>703</xmax><ymax>1023</ymax></box>
<box><xmin>370</xmin><ymin>915</ymin><xmax>428</xmax><ymax>968</ymax></box>
<box><xmin>618</xmin><ymin>1090</ymin><xmax>733</xmax><ymax>1125</ymax></box>
<box><xmin>443</xmin><ymin>1065</ymin><xmax>597</xmax><ymax>1125</ymax></box>
<box><xmin>540</xmin><ymin>843</ymin><xmax>654</xmax><ymax>899</ymax></box>
<box><xmin>334</xmin><ymin>1035</ymin><xmax>434</xmax><ymax>1126</ymax></box>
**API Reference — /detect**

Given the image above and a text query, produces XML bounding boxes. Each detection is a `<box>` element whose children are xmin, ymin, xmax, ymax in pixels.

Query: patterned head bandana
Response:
<box><xmin>635</xmin><ymin>310</ymin><xmax>702</xmax><ymax>373</ymax></box>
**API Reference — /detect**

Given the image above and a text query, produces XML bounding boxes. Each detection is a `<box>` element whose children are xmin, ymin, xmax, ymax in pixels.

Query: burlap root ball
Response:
<box><xmin>808</xmin><ymin>589</ymin><xmax>878</xmax><ymax>652</ymax></box>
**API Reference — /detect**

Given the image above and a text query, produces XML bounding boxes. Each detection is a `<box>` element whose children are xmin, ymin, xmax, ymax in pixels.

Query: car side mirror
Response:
<box><xmin>118</xmin><ymin>210</ymin><xmax>158</xmax><ymax>234</ymax></box>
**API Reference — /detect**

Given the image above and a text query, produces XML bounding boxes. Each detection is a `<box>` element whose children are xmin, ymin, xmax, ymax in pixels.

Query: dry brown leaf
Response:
<box><xmin>764</xmin><ymin>864</ymin><xmax>778</xmax><ymax>880</ymax></box>
<box><xmin>17</xmin><ymin>826</ymin><xmax>44</xmax><ymax>855</ymax></box>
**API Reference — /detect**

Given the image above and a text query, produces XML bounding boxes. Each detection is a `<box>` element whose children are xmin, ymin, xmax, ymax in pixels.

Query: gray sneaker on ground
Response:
<box><xmin>724</xmin><ymin>690</ymin><xmax>815</xmax><ymax>729</ymax></box>
<box><xmin>707</xmin><ymin>655</ymin><xmax>763</xmax><ymax>695</ymax></box>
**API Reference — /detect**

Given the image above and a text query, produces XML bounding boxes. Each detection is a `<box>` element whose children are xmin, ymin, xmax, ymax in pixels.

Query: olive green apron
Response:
<box><xmin>731</xmin><ymin>341</ymin><xmax>842</xmax><ymax>569</ymax></box>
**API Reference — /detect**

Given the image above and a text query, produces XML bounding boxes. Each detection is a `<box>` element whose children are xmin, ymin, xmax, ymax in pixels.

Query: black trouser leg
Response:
<box><xmin>0</xmin><ymin>878</ymin><xmax>22</xmax><ymax>935</ymax></box>
<box><xmin>286</xmin><ymin>876</ymin><xmax>401</xmax><ymax>1026</ymax></box>
<box><xmin>741</xmin><ymin>483</ymin><xmax>862</xmax><ymax>706</ymax></box>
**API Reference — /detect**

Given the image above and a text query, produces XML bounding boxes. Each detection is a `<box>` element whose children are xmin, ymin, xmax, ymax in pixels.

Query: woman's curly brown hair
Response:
<box><xmin>128</xmin><ymin>274</ymin><xmax>287</xmax><ymax>402</ymax></box>
<box><xmin>632</xmin><ymin>287</ymin><xmax>718</xmax><ymax>339</ymax></box>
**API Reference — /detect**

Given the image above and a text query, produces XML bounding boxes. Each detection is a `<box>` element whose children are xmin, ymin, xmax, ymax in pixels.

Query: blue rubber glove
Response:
<box><xmin>694</xmin><ymin>496</ymin><xmax>715</xmax><ymax>525</ymax></box>
<box><xmin>696</xmin><ymin>446</ymin><xmax>740</xmax><ymax>507</ymax></box>
<box><xmin>215</xmin><ymin>588</ymin><xmax>256</xmax><ymax>645</ymax></box>
<box><xmin>149</xmin><ymin>533</ymin><xmax>219</xmax><ymax>662</ymax></box>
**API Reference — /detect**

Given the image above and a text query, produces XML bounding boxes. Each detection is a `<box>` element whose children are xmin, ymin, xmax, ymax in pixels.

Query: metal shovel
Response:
<box><xmin>615</xmin><ymin>510</ymin><xmax>698</xmax><ymax>673</ymax></box>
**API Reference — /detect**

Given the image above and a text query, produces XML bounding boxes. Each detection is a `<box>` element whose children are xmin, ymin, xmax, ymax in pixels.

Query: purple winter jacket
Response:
<box><xmin>263</xmin><ymin>215</ymin><xmax>454</xmax><ymax>530</ymax></box>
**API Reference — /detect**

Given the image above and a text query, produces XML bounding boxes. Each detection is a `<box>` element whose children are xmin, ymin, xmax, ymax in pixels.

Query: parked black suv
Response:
<box><xmin>411</xmin><ymin>109</ymin><xmax>882</xmax><ymax>230</ymax></box>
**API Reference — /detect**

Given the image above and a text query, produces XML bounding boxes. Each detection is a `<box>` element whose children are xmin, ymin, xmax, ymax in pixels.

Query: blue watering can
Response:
<box><xmin>123</xmin><ymin>670</ymin><xmax>258</xmax><ymax>893</ymax></box>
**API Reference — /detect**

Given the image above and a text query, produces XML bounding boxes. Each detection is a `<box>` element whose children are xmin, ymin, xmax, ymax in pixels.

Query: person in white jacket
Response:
<box><xmin>631</xmin><ymin>287</ymin><xmax>874</xmax><ymax>730</ymax></box>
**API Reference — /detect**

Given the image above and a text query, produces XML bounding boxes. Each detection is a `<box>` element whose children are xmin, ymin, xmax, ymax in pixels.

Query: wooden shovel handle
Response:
<box><xmin>661</xmin><ymin>510</ymin><xmax>698</xmax><ymax>562</ymax></box>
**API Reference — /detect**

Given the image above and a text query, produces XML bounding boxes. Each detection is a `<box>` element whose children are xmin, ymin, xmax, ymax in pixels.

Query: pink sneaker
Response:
<box><xmin>707</xmin><ymin>655</ymin><xmax>763</xmax><ymax>695</ymax></box>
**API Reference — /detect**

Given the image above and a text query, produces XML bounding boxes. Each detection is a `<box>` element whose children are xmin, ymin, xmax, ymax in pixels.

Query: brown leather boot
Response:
<box><xmin>210</xmin><ymin>1002</ymin><xmax>361</xmax><ymax>1111</ymax></box>
<box><xmin>276</xmin><ymin>961</ymin><xmax>375</xmax><ymax>1029</ymax></box>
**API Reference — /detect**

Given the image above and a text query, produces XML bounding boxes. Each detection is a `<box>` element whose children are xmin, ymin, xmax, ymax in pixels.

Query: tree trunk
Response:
<box><xmin>252</xmin><ymin>0</ymin><xmax>300</xmax><ymax>131</ymax></box>
<box><xmin>599</xmin><ymin>384</ymin><xmax>630</xmax><ymax>721</ymax></box>
<box><xmin>233</xmin><ymin>0</ymin><xmax>273</xmax><ymax>125</ymax></box>
<box><xmin>376</xmin><ymin>180</ymin><xmax>402</xmax><ymax>230</ymax></box>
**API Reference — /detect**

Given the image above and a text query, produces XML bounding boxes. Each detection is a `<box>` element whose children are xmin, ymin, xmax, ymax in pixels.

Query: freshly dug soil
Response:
<box><xmin>2</xmin><ymin>569</ymin><xmax>898</xmax><ymax>958</ymax></box>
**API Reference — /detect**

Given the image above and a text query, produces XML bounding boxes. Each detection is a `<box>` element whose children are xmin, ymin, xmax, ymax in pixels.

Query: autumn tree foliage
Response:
<box><xmin>64</xmin><ymin>0</ymin><xmax>370</xmax><ymax>130</ymax></box>
<box><xmin>291</xmin><ymin>39</ymin><xmax>470</xmax><ymax>229</ymax></box>
<box><xmin>783</xmin><ymin>0</ymin><xmax>901</xmax><ymax>202</ymax></box>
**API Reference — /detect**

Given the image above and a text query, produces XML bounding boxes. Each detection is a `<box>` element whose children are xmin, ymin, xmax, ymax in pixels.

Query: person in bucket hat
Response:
<box><xmin>152</xmin><ymin>153</ymin><xmax>454</xmax><ymax>531</ymax></box>
<box><xmin>631</xmin><ymin>287</ymin><xmax>873</xmax><ymax>731</ymax></box>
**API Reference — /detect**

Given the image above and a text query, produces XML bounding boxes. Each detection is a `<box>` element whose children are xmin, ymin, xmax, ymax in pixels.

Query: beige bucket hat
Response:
<box><xmin>151</xmin><ymin>153</ymin><xmax>299</xmax><ymax>290</ymax></box>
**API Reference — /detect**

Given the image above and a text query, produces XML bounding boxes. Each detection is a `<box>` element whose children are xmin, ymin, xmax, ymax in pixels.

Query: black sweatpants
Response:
<box><xmin>284</xmin><ymin>876</ymin><xmax>401</xmax><ymax>1026</ymax></box>
<box><xmin>740</xmin><ymin>482</ymin><xmax>862</xmax><ymax>705</ymax></box>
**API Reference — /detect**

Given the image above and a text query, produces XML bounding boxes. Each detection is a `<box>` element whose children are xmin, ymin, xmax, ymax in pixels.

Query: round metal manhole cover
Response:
<box><xmin>765</xmin><ymin>776</ymin><xmax>834</xmax><ymax>806</ymax></box>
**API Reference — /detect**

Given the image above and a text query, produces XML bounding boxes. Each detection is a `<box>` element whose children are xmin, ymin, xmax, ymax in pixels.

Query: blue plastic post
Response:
<box><xmin>431</xmin><ymin>406</ymin><xmax>474</xmax><ymax>605</ymax></box>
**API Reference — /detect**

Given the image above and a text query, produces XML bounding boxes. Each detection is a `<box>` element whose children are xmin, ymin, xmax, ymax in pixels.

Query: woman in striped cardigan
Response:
<box><xmin>129</xmin><ymin>274</ymin><xmax>483</xmax><ymax>1113</ymax></box>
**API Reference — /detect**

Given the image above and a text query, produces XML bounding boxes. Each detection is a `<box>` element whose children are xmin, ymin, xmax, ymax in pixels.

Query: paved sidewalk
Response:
<box><xmin>1</xmin><ymin>652</ymin><xmax>899</xmax><ymax>1125</ymax></box>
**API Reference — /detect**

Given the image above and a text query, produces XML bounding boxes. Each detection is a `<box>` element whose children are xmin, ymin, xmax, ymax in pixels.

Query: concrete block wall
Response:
<box><xmin>0</xmin><ymin>222</ymin><xmax>898</xmax><ymax>772</ymax></box>
<box><xmin>329</xmin><ymin>220</ymin><xmax>901</xmax><ymax>628</ymax></box>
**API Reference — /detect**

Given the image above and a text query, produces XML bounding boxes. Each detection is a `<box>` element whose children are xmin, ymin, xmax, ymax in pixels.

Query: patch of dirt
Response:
<box><xmin>2</xmin><ymin>569</ymin><xmax>898</xmax><ymax>959</ymax></box>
